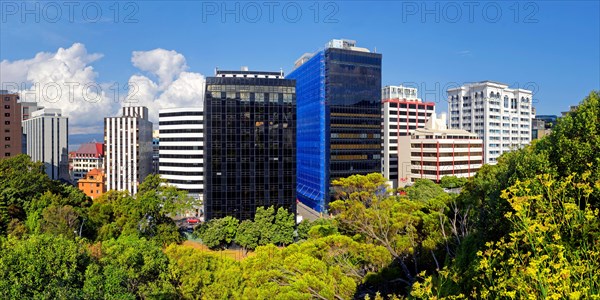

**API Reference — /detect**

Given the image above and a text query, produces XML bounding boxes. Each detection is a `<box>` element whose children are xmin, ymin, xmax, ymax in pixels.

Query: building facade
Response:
<box><xmin>404</xmin><ymin>112</ymin><xmax>483</xmax><ymax>182</ymax></box>
<box><xmin>78</xmin><ymin>168</ymin><xmax>106</xmax><ymax>199</ymax></box>
<box><xmin>159</xmin><ymin>107</ymin><xmax>204</xmax><ymax>200</ymax></box>
<box><xmin>22</xmin><ymin>108</ymin><xmax>69</xmax><ymax>180</ymax></box>
<box><xmin>1</xmin><ymin>91</ymin><xmax>22</xmax><ymax>159</ymax></box>
<box><xmin>447</xmin><ymin>81</ymin><xmax>534</xmax><ymax>164</ymax></box>
<box><xmin>287</xmin><ymin>39</ymin><xmax>382</xmax><ymax>212</ymax></box>
<box><xmin>69</xmin><ymin>142</ymin><xmax>104</xmax><ymax>183</ymax></box>
<box><xmin>382</xmin><ymin>85</ymin><xmax>435</xmax><ymax>188</ymax></box>
<box><xmin>532</xmin><ymin>115</ymin><xmax>558</xmax><ymax>140</ymax></box>
<box><xmin>104</xmin><ymin>106</ymin><xmax>153</xmax><ymax>195</ymax></box>
<box><xmin>204</xmin><ymin>69</ymin><xmax>296</xmax><ymax>220</ymax></box>
<box><xmin>152</xmin><ymin>130</ymin><xmax>160</xmax><ymax>174</ymax></box>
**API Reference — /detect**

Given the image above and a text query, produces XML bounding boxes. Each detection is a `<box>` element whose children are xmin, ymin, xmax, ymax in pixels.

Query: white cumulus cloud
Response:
<box><xmin>0</xmin><ymin>43</ymin><xmax>205</xmax><ymax>134</ymax></box>
<box><xmin>131</xmin><ymin>49</ymin><xmax>188</xmax><ymax>89</ymax></box>
<box><xmin>1</xmin><ymin>43</ymin><xmax>112</xmax><ymax>134</ymax></box>
<box><xmin>126</xmin><ymin>49</ymin><xmax>205</xmax><ymax>124</ymax></box>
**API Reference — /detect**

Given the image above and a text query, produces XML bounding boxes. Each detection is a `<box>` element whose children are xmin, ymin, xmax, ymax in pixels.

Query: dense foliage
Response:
<box><xmin>194</xmin><ymin>206</ymin><xmax>296</xmax><ymax>252</ymax></box>
<box><xmin>411</xmin><ymin>91</ymin><xmax>600</xmax><ymax>299</ymax></box>
<box><xmin>0</xmin><ymin>91</ymin><xmax>598</xmax><ymax>299</ymax></box>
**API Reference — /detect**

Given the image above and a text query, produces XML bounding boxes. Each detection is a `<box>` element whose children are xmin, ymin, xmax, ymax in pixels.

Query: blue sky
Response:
<box><xmin>1</xmin><ymin>0</ymin><xmax>599</xmax><ymax>121</ymax></box>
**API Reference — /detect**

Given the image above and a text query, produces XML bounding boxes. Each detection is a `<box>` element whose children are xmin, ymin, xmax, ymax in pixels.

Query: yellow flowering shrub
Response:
<box><xmin>411</xmin><ymin>173</ymin><xmax>600</xmax><ymax>299</ymax></box>
<box><xmin>473</xmin><ymin>174</ymin><xmax>600</xmax><ymax>299</ymax></box>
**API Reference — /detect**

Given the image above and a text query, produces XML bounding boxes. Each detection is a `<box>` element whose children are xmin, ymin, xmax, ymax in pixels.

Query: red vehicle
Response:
<box><xmin>187</xmin><ymin>217</ymin><xmax>199</xmax><ymax>224</ymax></box>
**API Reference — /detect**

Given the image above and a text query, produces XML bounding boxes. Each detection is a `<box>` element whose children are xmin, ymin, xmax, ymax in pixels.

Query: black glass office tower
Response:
<box><xmin>204</xmin><ymin>70</ymin><xmax>296</xmax><ymax>221</ymax></box>
<box><xmin>287</xmin><ymin>39</ymin><xmax>382</xmax><ymax>212</ymax></box>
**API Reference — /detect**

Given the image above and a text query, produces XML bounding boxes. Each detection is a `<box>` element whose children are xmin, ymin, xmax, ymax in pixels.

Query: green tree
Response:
<box><xmin>330</xmin><ymin>174</ymin><xmax>454</xmax><ymax>288</ymax></box>
<box><xmin>296</xmin><ymin>219</ymin><xmax>312</xmax><ymax>240</ymax></box>
<box><xmin>404</xmin><ymin>179</ymin><xmax>445</xmax><ymax>202</ymax></box>
<box><xmin>195</xmin><ymin>216</ymin><xmax>239</xmax><ymax>250</ymax></box>
<box><xmin>163</xmin><ymin>244</ymin><xmax>243</xmax><ymax>299</ymax></box>
<box><xmin>235</xmin><ymin>219</ymin><xmax>259</xmax><ymax>254</ymax></box>
<box><xmin>546</xmin><ymin>91</ymin><xmax>600</xmax><ymax>206</ymax></box>
<box><xmin>242</xmin><ymin>244</ymin><xmax>357</xmax><ymax>300</ymax></box>
<box><xmin>24</xmin><ymin>187</ymin><xmax>92</xmax><ymax>238</ymax></box>
<box><xmin>86</xmin><ymin>175</ymin><xmax>192</xmax><ymax>244</ymax></box>
<box><xmin>332</xmin><ymin>173</ymin><xmax>389</xmax><ymax>203</ymax></box>
<box><xmin>307</xmin><ymin>218</ymin><xmax>338</xmax><ymax>239</ymax></box>
<box><xmin>439</xmin><ymin>176</ymin><xmax>468</xmax><ymax>189</ymax></box>
<box><xmin>83</xmin><ymin>235</ymin><xmax>173</xmax><ymax>299</ymax></box>
<box><xmin>0</xmin><ymin>234</ymin><xmax>89</xmax><ymax>299</ymax></box>
<box><xmin>0</xmin><ymin>155</ymin><xmax>52</xmax><ymax>234</ymax></box>
<box><xmin>273</xmin><ymin>207</ymin><xmax>295</xmax><ymax>246</ymax></box>
<box><xmin>254</xmin><ymin>206</ymin><xmax>276</xmax><ymax>245</ymax></box>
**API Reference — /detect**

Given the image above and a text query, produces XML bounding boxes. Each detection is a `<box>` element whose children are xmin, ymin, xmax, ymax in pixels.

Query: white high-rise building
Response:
<box><xmin>382</xmin><ymin>85</ymin><xmax>435</xmax><ymax>188</ymax></box>
<box><xmin>22</xmin><ymin>108</ymin><xmax>69</xmax><ymax>181</ymax></box>
<box><xmin>104</xmin><ymin>106</ymin><xmax>153</xmax><ymax>195</ymax></box>
<box><xmin>158</xmin><ymin>107</ymin><xmax>203</xmax><ymax>200</ymax></box>
<box><xmin>447</xmin><ymin>81</ymin><xmax>534</xmax><ymax>164</ymax></box>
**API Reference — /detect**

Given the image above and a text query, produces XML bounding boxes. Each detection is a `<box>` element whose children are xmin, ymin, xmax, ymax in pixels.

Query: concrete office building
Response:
<box><xmin>447</xmin><ymin>81</ymin><xmax>534</xmax><ymax>164</ymax></box>
<box><xmin>159</xmin><ymin>107</ymin><xmax>204</xmax><ymax>200</ymax></box>
<box><xmin>104</xmin><ymin>106</ymin><xmax>153</xmax><ymax>195</ymax></box>
<box><xmin>22</xmin><ymin>108</ymin><xmax>69</xmax><ymax>180</ymax></box>
<box><xmin>403</xmin><ymin>112</ymin><xmax>483</xmax><ymax>183</ymax></box>
<box><xmin>381</xmin><ymin>85</ymin><xmax>435</xmax><ymax>188</ymax></box>
<box><xmin>1</xmin><ymin>91</ymin><xmax>22</xmax><ymax>159</ymax></box>
<box><xmin>152</xmin><ymin>130</ymin><xmax>159</xmax><ymax>174</ymax></box>
<box><xmin>69</xmin><ymin>142</ymin><xmax>104</xmax><ymax>183</ymax></box>
<box><xmin>532</xmin><ymin>115</ymin><xmax>558</xmax><ymax>140</ymax></box>
<box><xmin>78</xmin><ymin>168</ymin><xmax>106</xmax><ymax>199</ymax></box>
<box><xmin>287</xmin><ymin>39</ymin><xmax>382</xmax><ymax>212</ymax></box>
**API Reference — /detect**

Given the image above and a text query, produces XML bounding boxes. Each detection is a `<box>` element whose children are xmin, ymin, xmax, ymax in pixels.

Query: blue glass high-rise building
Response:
<box><xmin>287</xmin><ymin>39</ymin><xmax>382</xmax><ymax>212</ymax></box>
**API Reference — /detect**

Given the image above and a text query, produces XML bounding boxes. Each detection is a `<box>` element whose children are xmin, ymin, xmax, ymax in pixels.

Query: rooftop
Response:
<box><xmin>215</xmin><ymin>70</ymin><xmax>282</xmax><ymax>76</ymax></box>
<box><xmin>413</xmin><ymin>112</ymin><xmax>479</xmax><ymax>137</ymax></box>
<box><xmin>73</xmin><ymin>142</ymin><xmax>104</xmax><ymax>157</ymax></box>
<box><xmin>86</xmin><ymin>168</ymin><xmax>103</xmax><ymax>176</ymax></box>
<box><xmin>293</xmin><ymin>38</ymin><xmax>374</xmax><ymax>69</ymax></box>
<box><xmin>30</xmin><ymin>108</ymin><xmax>63</xmax><ymax>118</ymax></box>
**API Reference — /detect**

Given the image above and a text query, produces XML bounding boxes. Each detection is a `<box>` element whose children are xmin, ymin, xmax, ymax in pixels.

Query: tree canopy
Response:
<box><xmin>1</xmin><ymin>91</ymin><xmax>598</xmax><ymax>299</ymax></box>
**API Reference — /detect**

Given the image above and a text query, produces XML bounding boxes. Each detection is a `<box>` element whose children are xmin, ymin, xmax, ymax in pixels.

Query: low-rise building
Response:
<box><xmin>78</xmin><ymin>168</ymin><xmax>106</xmax><ymax>199</ymax></box>
<box><xmin>399</xmin><ymin>112</ymin><xmax>483</xmax><ymax>184</ymax></box>
<box><xmin>69</xmin><ymin>142</ymin><xmax>104</xmax><ymax>183</ymax></box>
<box><xmin>532</xmin><ymin>115</ymin><xmax>558</xmax><ymax>140</ymax></box>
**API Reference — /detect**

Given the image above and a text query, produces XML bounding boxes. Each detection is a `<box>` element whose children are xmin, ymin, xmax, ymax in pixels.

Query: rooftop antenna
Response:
<box><xmin>280</xmin><ymin>68</ymin><xmax>283</xmax><ymax>77</ymax></box>
<box><xmin>215</xmin><ymin>66</ymin><xmax>219</xmax><ymax>75</ymax></box>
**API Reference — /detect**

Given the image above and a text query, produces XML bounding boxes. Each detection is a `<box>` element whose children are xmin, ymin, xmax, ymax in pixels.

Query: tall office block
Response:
<box><xmin>381</xmin><ymin>85</ymin><xmax>435</xmax><ymax>188</ymax></box>
<box><xmin>204</xmin><ymin>68</ymin><xmax>296</xmax><ymax>220</ymax></box>
<box><xmin>1</xmin><ymin>91</ymin><xmax>22</xmax><ymax>159</ymax></box>
<box><xmin>104</xmin><ymin>106</ymin><xmax>153</xmax><ymax>195</ymax></box>
<box><xmin>152</xmin><ymin>130</ymin><xmax>160</xmax><ymax>174</ymax></box>
<box><xmin>287</xmin><ymin>39</ymin><xmax>382</xmax><ymax>212</ymax></box>
<box><xmin>159</xmin><ymin>107</ymin><xmax>204</xmax><ymax>200</ymax></box>
<box><xmin>447</xmin><ymin>81</ymin><xmax>534</xmax><ymax>164</ymax></box>
<box><xmin>22</xmin><ymin>108</ymin><xmax>69</xmax><ymax>180</ymax></box>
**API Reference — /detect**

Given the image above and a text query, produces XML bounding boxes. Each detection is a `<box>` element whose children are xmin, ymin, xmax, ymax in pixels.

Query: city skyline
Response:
<box><xmin>1</xmin><ymin>1</ymin><xmax>599</xmax><ymax>139</ymax></box>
